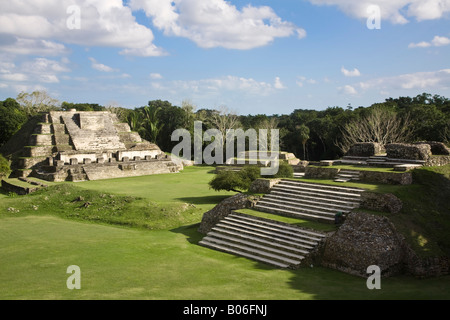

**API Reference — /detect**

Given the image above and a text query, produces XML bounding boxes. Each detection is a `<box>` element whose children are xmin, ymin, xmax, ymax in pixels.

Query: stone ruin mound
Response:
<box><xmin>3</xmin><ymin>110</ymin><xmax>181</xmax><ymax>182</ymax></box>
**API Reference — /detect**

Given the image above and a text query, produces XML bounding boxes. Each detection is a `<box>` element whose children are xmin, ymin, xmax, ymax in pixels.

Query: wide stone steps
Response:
<box><xmin>334</xmin><ymin>170</ymin><xmax>360</xmax><ymax>183</ymax></box>
<box><xmin>254</xmin><ymin>180</ymin><xmax>363</xmax><ymax>223</ymax></box>
<box><xmin>199</xmin><ymin>212</ymin><xmax>326</xmax><ymax>268</ymax></box>
<box><xmin>262</xmin><ymin>194</ymin><xmax>357</xmax><ymax>211</ymax></box>
<box><xmin>269</xmin><ymin>190</ymin><xmax>359</xmax><ymax>207</ymax></box>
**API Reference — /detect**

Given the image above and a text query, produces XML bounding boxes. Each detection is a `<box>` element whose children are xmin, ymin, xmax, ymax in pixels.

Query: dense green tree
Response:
<box><xmin>61</xmin><ymin>102</ymin><xmax>105</xmax><ymax>111</ymax></box>
<box><xmin>0</xmin><ymin>98</ymin><xmax>28</xmax><ymax>147</ymax></box>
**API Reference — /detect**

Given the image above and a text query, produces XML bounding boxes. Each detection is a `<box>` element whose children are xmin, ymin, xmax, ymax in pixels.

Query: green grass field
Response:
<box><xmin>1</xmin><ymin>215</ymin><xmax>449</xmax><ymax>300</ymax></box>
<box><xmin>1</xmin><ymin>166</ymin><xmax>449</xmax><ymax>300</ymax></box>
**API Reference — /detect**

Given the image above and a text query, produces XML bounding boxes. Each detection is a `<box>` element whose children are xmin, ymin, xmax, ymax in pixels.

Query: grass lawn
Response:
<box><xmin>1</xmin><ymin>165</ymin><xmax>449</xmax><ymax>300</ymax></box>
<box><xmin>74</xmin><ymin>166</ymin><xmax>235</xmax><ymax>212</ymax></box>
<box><xmin>1</xmin><ymin>215</ymin><xmax>449</xmax><ymax>300</ymax></box>
<box><xmin>0</xmin><ymin>166</ymin><xmax>235</xmax><ymax>230</ymax></box>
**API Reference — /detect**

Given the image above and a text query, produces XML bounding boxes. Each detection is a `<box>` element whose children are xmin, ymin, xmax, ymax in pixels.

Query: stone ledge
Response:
<box><xmin>249</xmin><ymin>178</ymin><xmax>281</xmax><ymax>193</ymax></box>
<box><xmin>198</xmin><ymin>194</ymin><xmax>261</xmax><ymax>234</ymax></box>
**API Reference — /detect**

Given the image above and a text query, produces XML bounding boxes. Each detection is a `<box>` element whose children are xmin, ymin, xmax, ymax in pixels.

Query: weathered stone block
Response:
<box><xmin>360</xmin><ymin>192</ymin><xmax>403</xmax><ymax>213</ymax></box>
<box><xmin>305</xmin><ymin>166</ymin><xmax>340</xmax><ymax>179</ymax></box>
<box><xmin>322</xmin><ymin>212</ymin><xmax>405</xmax><ymax>277</ymax></box>
<box><xmin>359</xmin><ymin>170</ymin><xmax>412</xmax><ymax>185</ymax></box>
<box><xmin>249</xmin><ymin>178</ymin><xmax>281</xmax><ymax>193</ymax></box>
<box><xmin>386</xmin><ymin>143</ymin><xmax>431</xmax><ymax>160</ymax></box>
<box><xmin>346</xmin><ymin>142</ymin><xmax>384</xmax><ymax>157</ymax></box>
<box><xmin>414</xmin><ymin>141</ymin><xmax>450</xmax><ymax>155</ymax></box>
<box><xmin>198</xmin><ymin>194</ymin><xmax>259</xmax><ymax>234</ymax></box>
<box><xmin>70</xmin><ymin>158</ymin><xmax>78</xmax><ymax>165</ymax></box>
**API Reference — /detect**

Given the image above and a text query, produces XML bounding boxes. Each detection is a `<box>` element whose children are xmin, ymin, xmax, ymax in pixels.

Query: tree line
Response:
<box><xmin>0</xmin><ymin>91</ymin><xmax>449</xmax><ymax>162</ymax></box>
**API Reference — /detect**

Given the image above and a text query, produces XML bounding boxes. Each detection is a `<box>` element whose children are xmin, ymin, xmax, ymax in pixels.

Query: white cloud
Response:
<box><xmin>89</xmin><ymin>58</ymin><xmax>117</xmax><ymax>73</ymax></box>
<box><xmin>340</xmin><ymin>85</ymin><xmax>358</xmax><ymax>95</ymax></box>
<box><xmin>0</xmin><ymin>57</ymin><xmax>70</xmax><ymax>85</ymax></box>
<box><xmin>150</xmin><ymin>75</ymin><xmax>275</xmax><ymax>98</ymax></box>
<box><xmin>0</xmin><ymin>37</ymin><xmax>69</xmax><ymax>56</ymax></box>
<box><xmin>432</xmin><ymin>35</ymin><xmax>450</xmax><ymax>46</ymax></box>
<box><xmin>408</xmin><ymin>41</ymin><xmax>432</xmax><ymax>48</ymax></box>
<box><xmin>296</xmin><ymin>76</ymin><xmax>317</xmax><ymax>87</ymax></box>
<box><xmin>274</xmin><ymin>77</ymin><xmax>286</xmax><ymax>89</ymax></box>
<box><xmin>0</xmin><ymin>0</ymin><xmax>163</xmax><ymax>57</ymax></box>
<box><xmin>341</xmin><ymin>66</ymin><xmax>361</xmax><ymax>77</ymax></box>
<box><xmin>308</xmin><ymin>0</ymin><xmax>450</xmax><ymax>24</ymax></box>
<box><xmin>150</xmin><ymin>73</ymin><xmax>163</xmax><ymax>80</ymax></box>
<box><xmin>409</xmin><ymin>35</ymin><xmax>450</xmax><ymax>48</ymax></box>
<box><xmin>358</xmin><ymin>69</ymin><xmax>450</xmax><ymax>90</ymax></box>
<box><xmin>130</xmin><ymin>0</ymin><xmax>305</xmax><ymax>50</ymax></box>
<box><xmin>0</xmin><ymin>73</ymin><xmax>29</xmax><ymax>82</ymax></box>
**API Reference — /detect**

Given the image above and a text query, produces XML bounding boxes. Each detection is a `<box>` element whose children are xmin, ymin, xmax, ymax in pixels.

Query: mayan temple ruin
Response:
<box><xmin>5</xmin><ymin>110</ymin><xmax>180</xmax><ymax>182</ymax></box>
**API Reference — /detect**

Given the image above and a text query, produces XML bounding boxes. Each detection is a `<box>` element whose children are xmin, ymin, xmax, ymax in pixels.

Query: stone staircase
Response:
<box><xmin>200</xmin><ymin>179</ymin><xmax>364</xmax><ymax>268</ymax></box>
<box><xmin>199</xmin><ymin>212</ymin><xmax>326</xmax><ymax>269</ymax></box>
<box><xmin>366</xmin><ymin>156</ymin><xmax>425</xmax><ymax>167</ymax></box>
<box><xmin>68</xmin><ymin>167</ymin><xmax>88</xmax><ymax>182</ymax></box>
<box><xmin>334</xmin><ymin>170</ymin><xmax>360</xmax><ymax>183</ymax></box>
<box><xmin>340</xmin><ymin>155</ymin><xmax>425</xmax><ymax>168</ymax></box>
<box><xmin>254</xmin><ymin>180</ymin><xmax>363</xmax><ymax>223</ymax></box>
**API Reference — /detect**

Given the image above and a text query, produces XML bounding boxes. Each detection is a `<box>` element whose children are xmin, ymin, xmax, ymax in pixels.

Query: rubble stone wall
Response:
<box><xmin>386</xmin><ymin>143</ymin><xmax>431</xmax><ymax>160</ymax></box>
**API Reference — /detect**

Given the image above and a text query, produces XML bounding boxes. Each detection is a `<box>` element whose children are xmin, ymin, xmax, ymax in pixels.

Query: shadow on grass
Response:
<box><xmin>176</xmin><ymin>195</ymin><xmax>232</xmax><ymax>205</ymax></box>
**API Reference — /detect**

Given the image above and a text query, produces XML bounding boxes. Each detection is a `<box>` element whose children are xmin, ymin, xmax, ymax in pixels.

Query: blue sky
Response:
<box><xmin>0</xmin><ymin>0</ymin><xmax>449</xmax><ymax>115</ymax></box>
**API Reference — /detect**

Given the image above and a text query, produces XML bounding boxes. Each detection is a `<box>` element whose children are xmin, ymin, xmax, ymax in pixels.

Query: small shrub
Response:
<box><xmin>0</xmin><ymin>154</ymin><xmax>11</xmax><ymax>179</ymax></box>
<box><xmin>271</xmin><ymin>161</ymin><xmax>294</xmax><ymax>179</ymax></box>
<box><xmin>209</xmin><ymin>165</ymin><xmax>262</xmax><ymax>192</ymax></box>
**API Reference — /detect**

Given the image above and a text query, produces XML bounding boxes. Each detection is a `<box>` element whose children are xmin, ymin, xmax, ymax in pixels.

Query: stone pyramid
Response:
<box><xmin>3</xmin><ymin>110</ymin><xmax>180</xmax><ymax>181</ymax></box>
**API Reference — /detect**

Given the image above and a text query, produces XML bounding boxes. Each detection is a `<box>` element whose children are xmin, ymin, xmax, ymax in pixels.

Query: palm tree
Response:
<box><xmin>297</xmin><ymin>124</ymin><xmax>310</xmax><ymax>160</ymax></box>
<box><xmin>141</xmin><ymin>105</ymin><xmax>163</xmax><ymax>143</ymax></box>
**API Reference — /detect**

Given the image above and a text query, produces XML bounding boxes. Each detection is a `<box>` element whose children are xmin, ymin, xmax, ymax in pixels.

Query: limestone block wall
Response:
<box><xmin>386</xmin><ymin>143</ymin><xmax>432</xmax><ymax>160</ymax></box>
<box><xmin>23</xmin><ymin>146</ymin><xmax>54</xmax><ymax>158</ymax></box>
<box><xmin>249</xmin><ymin>178</ymin><xmax>281</xmax><ymax>193</ymax></box>
<box><xmin>35</xmin><ymin>123</ymin><xmax>52</xmax><ymax>134</ymax></box>
<box><xmin>305</xmin><ymin>166</ymin><xmax>340</xmax><ymax>179</ymax></box>
<box><xmin>359</xmin><ymin>170</ymin><xmax>412</xmax><ymax>185</ymax></box>
<box><xmin>117</xmin><ymin>150</ymin><xmax>161</xmax><ymax>161</ymax></box>
<box><xmin>59</xmin><ymin>153</ymin><xmax>103</xmax><ymax>164</ymax></box>
<box><xmin>29</xmin><ymin>134</ymin><xmax>53</xmax><ymax>146</ymax></box>
<box><xmin>424</xmin><ymin>155</ymin><xmax>450</xmax><ymax>167</ymax></box>
<box><xmin>345</xmin><ymin>142</ymin><xmax>384</xmax><ymax>157</ymax></box>
<box><xmin>82</xmin><ymin>160</ymin><xmax>178</xmax><ymax>181</ymax></box>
